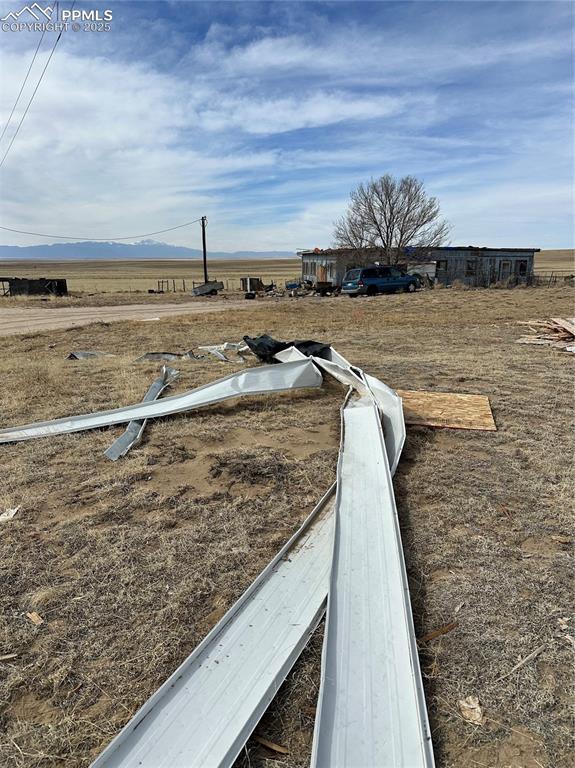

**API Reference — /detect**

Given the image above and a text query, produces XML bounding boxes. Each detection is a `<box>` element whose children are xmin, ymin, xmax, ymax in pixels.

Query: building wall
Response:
<box><xmin>430</xmin><ymin>249</ymin><xmax>534</xmax><ymax>286</ymax></box>
<box><xmin>300</xmin><ymin>255</ymin><xmax>348</xmax><ymax>286</ymax></box>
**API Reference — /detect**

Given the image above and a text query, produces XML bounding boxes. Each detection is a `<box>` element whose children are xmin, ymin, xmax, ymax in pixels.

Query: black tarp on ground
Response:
<box><xmin>243</xmin><ymin>334</ymin><xmax>331</xmax><ymax>364</ymax></box>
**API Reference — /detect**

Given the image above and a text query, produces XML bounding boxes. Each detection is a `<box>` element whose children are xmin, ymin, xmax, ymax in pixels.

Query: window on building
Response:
<box><xmin>436</xmin><ymin>260</ymin><xmax>447</xmax><ymax>271</ymax></box>
<box><xmin>465</xmin><ymin>260</ymin><xmax>477</xmax><ymax>277</ymax></box>
<box><xmin>517</xmin><ymin>260</ymin><xmax>528</xmax><ymax>276</ymax></box>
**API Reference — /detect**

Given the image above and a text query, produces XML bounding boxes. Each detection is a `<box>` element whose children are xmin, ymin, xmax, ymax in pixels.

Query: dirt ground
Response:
<box><xmin>0</xmin><ymin>299</ymin><xmax>255</xmax><ymax>336</ymax></box>
<box><xmin>0</xmin><ymin>286</ymin><xmax>573</xmax><ymax>768</ymax></box>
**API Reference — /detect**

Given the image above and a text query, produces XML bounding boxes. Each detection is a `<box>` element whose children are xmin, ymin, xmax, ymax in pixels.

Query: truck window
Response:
<box><xmin>362</xmin><ymin>268</ymin><xmax>378</xmax><ymax>278</ymax></box>
<box><xmin>345</xmin><ymin>269</ymin><xmax>361</xmax><ymax>280</ymax></box>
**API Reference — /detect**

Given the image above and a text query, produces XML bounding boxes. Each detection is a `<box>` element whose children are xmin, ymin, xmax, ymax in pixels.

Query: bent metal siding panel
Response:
<box><xmin>0</xmin><ymin>360</ymin><xmax>322</xmax><ymax>443</ymax></box>
<box><xmin>91</xmin><ymin>487</ymin><xmax>336</xmax><ymax>768</ymax></box>
<box><xmin>311</xmin><ymin>396</ymin><xmax>434</xmax><ymax>768</ymax></box>
<box><xmin>104</xmin><ymin>366</ymin><xmax>179</xmax><ymax>461</ymax></box>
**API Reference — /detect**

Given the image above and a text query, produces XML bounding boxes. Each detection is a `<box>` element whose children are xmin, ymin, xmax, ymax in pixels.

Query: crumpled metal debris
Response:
<box><xmin>104</xmin><ymin>367</ymin><xmax>179</xmax><ymax>461</ymax></box>
<box><xmin>198</xmin><ymin>342</ymin><xmax>251</xmax><ymax>363</ymax></box>
<box><xmin>134</xmin><ymin>350</ymin><xmax>201</xmax><ymax>363</ymax></box>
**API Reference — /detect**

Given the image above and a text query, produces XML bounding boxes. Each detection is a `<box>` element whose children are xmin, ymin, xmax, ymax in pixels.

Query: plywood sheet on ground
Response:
<box><xmin>396</xmin><ymin>389</ymin><xmax>496</xmax><ymax>431</ymax></box>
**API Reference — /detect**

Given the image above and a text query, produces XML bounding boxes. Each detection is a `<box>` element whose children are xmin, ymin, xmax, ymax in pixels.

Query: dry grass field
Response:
<box><xmin>534</xmin><ymin>249</ymin><xmax>575</xmax><ymax>274</ymax></box>
<box><xmin>0</xmin><ymin>258</ymin><xmax>301</xmax><ymax>294</ymax></box>
<box><xmin>0</xmin><ymin>286</ymin><xmax>573</xmax><ymax>768</ymax></box>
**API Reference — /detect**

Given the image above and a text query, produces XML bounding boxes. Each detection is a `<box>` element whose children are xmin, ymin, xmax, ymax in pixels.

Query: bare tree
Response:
<box><xmin>334</xmin><ymin>174</ymin><xmax>450</xmax><ymax>264</ymax></box>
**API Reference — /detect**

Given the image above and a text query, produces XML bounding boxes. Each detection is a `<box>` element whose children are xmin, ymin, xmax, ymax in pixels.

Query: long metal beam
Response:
<box><xmin>104</xmin><ymin>366</ymin><xmax>179</xmax><ymax>461</ymax></box>
<box><xmin>311</xmin><ymin>396</ymin><xmax>434</xmax><ymax>767</ymax></box>
<box><xmin>91</xmin><ymin>486</ymin><xmax>336</xmax><ymax>768</ymax></box>
<box><xmin>0</xmin><ymin>360</ymin><xmax>321</xmax><ymax>444</ymax></box>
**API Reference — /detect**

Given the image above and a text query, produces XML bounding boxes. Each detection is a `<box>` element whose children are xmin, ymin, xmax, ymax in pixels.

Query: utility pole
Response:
<box><xmin>201</xmin><ymin>216</ymin><xmax>208</xmax><ymax>283</ymax></box>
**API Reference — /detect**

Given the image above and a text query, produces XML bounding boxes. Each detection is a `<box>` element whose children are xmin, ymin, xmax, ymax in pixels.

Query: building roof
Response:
<box><xmin>425</xmin><ymin>246</ymin><xmax>540</xmax><ymax>253</ymax></box>
<box><xmin>298</xmin><ymin>245</ymin><xmax>539</xmax><ymax>257</ymax></box>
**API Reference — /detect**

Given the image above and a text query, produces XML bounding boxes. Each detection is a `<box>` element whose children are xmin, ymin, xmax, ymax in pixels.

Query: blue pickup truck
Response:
<box><xmin>342</xmin><ymin>266</ymin><xmax>418</xmax><ymax>297</ymax></box>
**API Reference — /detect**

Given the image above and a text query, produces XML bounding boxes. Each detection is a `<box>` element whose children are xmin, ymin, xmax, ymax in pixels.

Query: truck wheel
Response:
<box><xmin>366</xmin><ymin>285</ymin><xmax>378</xmax><ymax>297</ymax></box>
<box><xmin>407</xmin><ymin>282</ymin><xmax>416</xmax><ymax>292</ymax></box>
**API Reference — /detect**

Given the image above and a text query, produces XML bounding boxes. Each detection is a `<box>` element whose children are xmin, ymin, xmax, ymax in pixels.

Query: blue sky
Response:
<box><xmin>0</xmin><ymin>0</ymin><xmax>573</xmax><ymax>250</ymax></box>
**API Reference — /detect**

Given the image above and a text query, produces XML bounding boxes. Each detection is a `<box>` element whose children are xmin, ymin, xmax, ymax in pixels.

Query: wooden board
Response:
<box><xmin>396</xmin><ymin>389</ymin><xmax>496</xmax><ymax>431</ymax></box>
<box><xmin>551</xmin><ymin>317</ymin><xmax>575</xmax><ymax>336</ymax></box>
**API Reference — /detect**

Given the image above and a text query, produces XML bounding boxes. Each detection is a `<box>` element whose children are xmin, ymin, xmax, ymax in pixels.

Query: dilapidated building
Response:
<box><xmin>0</xmin><ymin>276</ymin><xmax>68</xmax><ymax>297</ymax></box>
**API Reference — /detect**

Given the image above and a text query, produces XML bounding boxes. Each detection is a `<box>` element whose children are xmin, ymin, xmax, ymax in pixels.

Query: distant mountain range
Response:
<box><xmin>0</xmin><ymin>240</ymin><xmax>296</xmax><ymax>261</ymax></box>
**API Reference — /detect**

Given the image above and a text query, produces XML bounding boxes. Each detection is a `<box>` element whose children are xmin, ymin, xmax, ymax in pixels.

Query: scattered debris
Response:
<box><xmin>253</xmin><ymin>735</ymin><xmax>289</xmax><ymax>755</ymax></box>
<box><xmin>418</xmin><ymin>621</ymin><xmax>459</xmax><ymax>644</ymax></box>
<box><xmin>516</xmin><ymin>317</ymin><xmax>575</xmax><ymax>352</ymax></box>
<box><xmin>0</xmin><ymin>505</ymin><xmax>20</xmax><ymax>523</ymax></box>
<box><xmin>0</xmin><ymin>653</ymin><xmax>18</xmax><ymax>662</ymax></box>
<box><xmin>104</xmin><ymin>367</ymin><xmax>179</xmax><ymax>461</ymax></box>
<box><xmin>26</xmin><ymin>611</ymin><xmax>44</xmax><ymax>626</ymax></box>
<box><xmin>497</xmin><ymin>644</ymin><xmax>546</xmax><ymax>682</ymax></box>
<box><xmin>66</xmin><ymin>350</ymin><xmax>114</xmax><ymax>360</ymax></box>
<box><xmin>458</xmin><ymin>695</ymin><xmax>485</xmax><ymax>725</ymax></box>
<box><xmin>92</xmin><ymin>347</ymin><xmax>425</xmax><ymax>767</ymax></box>
<box><xmin>2</xmin><ymin>338</ymin><xmax>504</xmax><ymax>767</ymax></box>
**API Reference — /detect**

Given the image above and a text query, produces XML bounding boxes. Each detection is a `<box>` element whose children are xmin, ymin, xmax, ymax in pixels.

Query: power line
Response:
<box><xmin>0</xmin><ymin>1</ymin><xmax>74</xmax><ymax>170</ymax></box>
<box><xmin>0</xmin><ymin>22</ymin><xmax>48</xmax><ymax>145</ymax></box>
<box><xmin>0</xmin><ymin>218</ymin><xmax>204</xmax><ymax>241</ymax></box>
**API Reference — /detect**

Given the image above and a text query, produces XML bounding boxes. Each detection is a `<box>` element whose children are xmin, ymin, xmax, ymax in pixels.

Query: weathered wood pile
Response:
<box><xmin>517</xmin><ymin>317</ymin><xmax>575</xmax><ymax>353</ymax></box>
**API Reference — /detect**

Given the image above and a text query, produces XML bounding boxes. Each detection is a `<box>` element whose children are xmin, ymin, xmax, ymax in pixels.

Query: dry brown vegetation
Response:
<box><xmin>0</xmin><ymin>286</ymin><xmax>573</xmax><ymax>768</ymax></box>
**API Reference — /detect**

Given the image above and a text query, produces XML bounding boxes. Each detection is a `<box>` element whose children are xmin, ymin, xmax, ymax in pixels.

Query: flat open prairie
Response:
<box><xmin>0</xmin><ymin>286</ymin><xmax>573</xmax><ymax>768</ymax></box>
<box><xmin>0</xmin><ymin>258</ymin><xmax>301</xmax><ymax>294</ymax></box>
<box><xmin>534</xmin><ymin>249</ymin><xmax>575</xmax><ymax>273</ymax></box>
